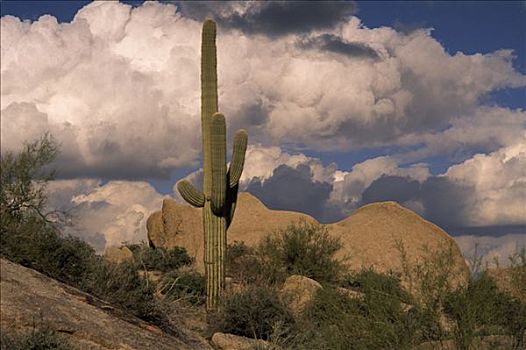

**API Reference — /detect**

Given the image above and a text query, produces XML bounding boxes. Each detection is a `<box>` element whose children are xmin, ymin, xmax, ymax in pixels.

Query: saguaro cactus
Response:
<box><xmin>177</xmin><ymin>19</ymin><xmax>248</xmax><ymax>311</ymax></box>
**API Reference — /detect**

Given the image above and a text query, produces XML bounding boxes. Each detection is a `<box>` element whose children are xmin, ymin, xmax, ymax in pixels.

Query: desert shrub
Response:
<box><xmin>444</xmin><ymin>270</ymin><xmax>526</xmax><ymax>350</ymax></box>
<box><xmin>444</xmin><ymin>272</ymin><xmax>501</xmax><ymax>349</ymax></box>
<box><xmin>395</xmin><ymin>240</ymin><xmax>464</xmax><ymax>342</ymax></box>
<box><xmin>226</xmin><ymin>241</ymin><xmax>264</xmax><ymax>284</ymax></box>
<box><xmin>125</xmin><ymin>242</ymin><xmax>194</xmax><ymax>272</ymax></box>
<box><xmin>0</xmin><ymin>135</ymin><xmax>177</xmax><ymax>334</ymax></box>
<box><xmin>1</xmin><ymin>208</ymin><xmax>97</xmax><ymax>289</ymax></box>
<box><xmin>158</xmin><ymin>270</ymin><xmax>206</xmax><ymax>305</ymax></box>
<box><xmin>292</xmin><ymin>284</ymin><xmax>417</xmax><ymax>350</ymax></box>
<box><xmin>495</xmin><ymin>294</ymin><xmax>526</xmax><ymax>349</ymax></box>
<box><xmin>507</xmin><ymin>247</ymin><xmax>526</xmax><ymax>302</ymax></box>
<box><xmin>82</xmin><ymin>259</ymin><xmax>174</xmax><ymax>332</ymax></box>
<box><xmin>0</xmin><ymin>326</ymin><xmax>73</xmax><ymax>350</ymax></box>
<box><xmin>257</xmin><ymin>221</ymin><xmax>344</xmax><ymax>284</ymax></box>
<box><xmin>343</xmin><ymin>268</ymin><xmax>413</xmax><ymax>304</ymax></box>
<box><xmin>220</xmin><ymin>285</ymin><xmax>295</xmax><ymax>340</ymax></box>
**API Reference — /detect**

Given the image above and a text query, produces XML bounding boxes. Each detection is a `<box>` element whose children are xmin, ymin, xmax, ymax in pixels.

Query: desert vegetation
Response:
<box><xmin>1</xmin><ymin>135</ymin><xmax>525</xmax><ymax>349</ymax></box>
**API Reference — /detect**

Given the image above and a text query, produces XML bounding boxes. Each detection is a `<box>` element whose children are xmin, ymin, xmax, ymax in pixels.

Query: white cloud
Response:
<box><xmin>2</xmin><ymin>2</ymin><xmax>524</xmax><ymax>180</ymax></box>
<box><xmin>240</xmin><ymin>144</ymin><xmax>336</xmax><ymax>184</ymax></box>
<box><xmin>444</xmin><ymin>140</ymin><xmax>526</xmax><ymax>226</ymax></box>
<box><xmin>46</xmin><ymin>179</ymin><xmax>167</xmax><ymax>252</ymax></box>
<box><xmin>329</xmin><ymin>156</ymin><xmax>429</xmax><ymax>215</ymax></box>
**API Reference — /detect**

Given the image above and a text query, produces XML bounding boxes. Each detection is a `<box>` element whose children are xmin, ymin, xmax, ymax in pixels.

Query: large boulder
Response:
<box><xmin>146</xmin><ymin>210</ymin><xmax>164</xmax><ymax>247</ymax></box>
<box><xmin>148</xmin><ymin>192</ymin><xmax>315</xmax><ymax>271</ymax></box>
<box><xmin>0</xmin><ymin>259</ymin><xmax>212</xmax><ymax>350</ymax></box>
<box><xmin>327</xmin><ymin>201</ymin><xmax>470</xmax><ymax>288</ymax></box>
<box><xmin>104</xmin><ymin>246</ymin><xmax>133</xmax><ymax>264</ymax></box>
<box><xmin>147</xmin><ymin>193</ymin><xmax>469</xmax><ymax>288</ymax></box>
<box><xmin>279</xmin><ymin>275</ymin><xmax>322</xmax><ymax>318</ymax></box>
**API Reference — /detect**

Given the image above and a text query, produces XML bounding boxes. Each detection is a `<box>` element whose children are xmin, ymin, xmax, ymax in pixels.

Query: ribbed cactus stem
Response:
<box><xmin>210</xmin><ymin>113</ymin><xmax>226</xmax><ymax>214</ymax></box>
<box><xmin>178</xmin><ymin>19</ymin><xmax>247</xmax><ymax>312</ymax></box>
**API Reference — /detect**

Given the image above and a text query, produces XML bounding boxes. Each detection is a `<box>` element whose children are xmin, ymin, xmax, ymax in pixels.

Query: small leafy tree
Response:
<box><xmin>1</xmin><ymin>133</ymin><xmax>58</xmax><ymax>227</ymax></box>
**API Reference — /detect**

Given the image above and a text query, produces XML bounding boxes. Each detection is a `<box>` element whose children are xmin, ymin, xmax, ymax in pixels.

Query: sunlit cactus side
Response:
<box><xmin>177</xmin><ymin>19</ymin><xmax>248</xmax><ymax>312</ymax></box>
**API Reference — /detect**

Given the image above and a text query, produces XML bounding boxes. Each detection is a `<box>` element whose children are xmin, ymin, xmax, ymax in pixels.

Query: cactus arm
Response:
<box><xmin>210</xmin><ymin>113</ymin><xmax>227</xmax><ymax>215</ymax></box>
<box><xmin>177</xmin><ymin>180</ymin><xmax>205</xmax><ymax>208</ymax></box>
<box><xmin>228</xmin><ymin>129</ymin><xmax>248</xmax><ymax>188</ymax></box>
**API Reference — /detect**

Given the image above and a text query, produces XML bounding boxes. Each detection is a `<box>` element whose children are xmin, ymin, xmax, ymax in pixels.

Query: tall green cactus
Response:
<box><xmin>177</xmin><ymin>19</ymin><xmax>248</xmax><ymax>311</ymax></box>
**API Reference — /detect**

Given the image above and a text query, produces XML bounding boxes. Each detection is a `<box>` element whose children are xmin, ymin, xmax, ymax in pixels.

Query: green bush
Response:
<box><xmin>0</xmin><ymin>326</ymin><xmax>73</xmax><ymax>350</ymax></box>
<box><xmin>0</xmin><ymin>136</ymin><xmax>177</xmax><ymax>333</ymax></box>
<box><xmin>343</xmin><ymin>268</ymin><xmax>413</xmax><ymax>304</ymax></box>
<box><xmin>495</xmin><ymin>294</ymin><xmax>526</xmax><ymax>349</ymax></box>
<box><xmin>1</xmin><ymin>216</ymin><xmax>98</xmax><ymax>287</ymax></box>
<box><xmin>81</xmin><ymin>259</ymin><xmax>174</xmax><ymax>333</ymax></box>
<box><xmin>444</xmin><ymin>271</ymin><xmax>526</xmax><ymax>350</ymax></box>
<box><xmin>292</xmin><ymin>284</ymin><xmax>418</xmax><ymax>350</ymax></box>
<box><xmin>126</xmin><ymin>243</ymin><xmax>194</xmax><ymax>272</ymax></box>
<box><xmin>257</xmin><ymin>221</ymin><xmax>344</xmax><ymax>284</ymax></box>
<box><xmin>226</xmin><ymin>241</ymin><xmax>264</xmax><ymax>284</ymax></box>
<box><xmin>158</xmin><ymin>270</ymin><xmax>206</xmax><ymax>305</ymax></box>
<box><xmin>220</xmin><ymin>285</ymin><xmax>295</xmax><ymax>340</ymax></box>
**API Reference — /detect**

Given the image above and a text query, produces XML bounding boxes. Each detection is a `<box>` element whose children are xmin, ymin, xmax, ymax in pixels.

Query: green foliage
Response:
<box><xmin>444</xmin><ymin>273</ymin><xmax>500</xmax><ymax>349</ymax></box>
<box><xmin>158</xmin><ymin>270</ymin><xmax>206</xmax><ymax>305</ymax></box>
<box><xmin>257</xmin><ymin>221</ymin><xmax>344</xmax><ymax>284</ymax></box>
<box><xmin>343</xmin><ymin>268</ymin><xmax>413</xmax><ymax>304</ymax></box>
<box><xmin>292</xmin><ymin>284</ymin><xmax>417</xmax><ymax>350</ymax></box>
<box><xmin>0</xmin><ymin>133</ymin><xmax>58</xmax><ymax>227</ymax></box>
<box><xmin>220</xmin><ymin>285</ymin><xmax>295</xmax><ymax>340</ymax></box>
<box><xmin>0</xmin><ymin>136</ymin><xmax>175</xmax><ymax>334</ymax></box>
<box><xmin>0</xmin><ymin>326</ymin><xmax>73</xmax><ymax>350</ymax></box>
<box><xmin>495</xmin><ymin>294</ymin><xmax>526</xmax><ymax>349</ymax></box>
<box><xmin>226</xmin><ymin>241</ymin><xmax>264</xmax><ymax>284</ymax></box>
<box><xmin>125</xmin><ymin>242</ymin><xmax>194</xmax><ymax>272</ymax></box>
<box><xmin>83</xmin><ymin>259</ymin><xmax>174</xmax><ymax>332</ymax></box>
<box><xmin>395</xmin><ymin>240</ymin><xmax>463</xmax><ymax>342</ymax></box>
<box><xmin>1</xmin><ymin>216</ymin><xmax>96</xmax><ymax>285</ymax></box>
<box><xmin>444</xmin><ymin>271</ymin><xmax>526</xmax><ymax>350</ymax></box>
<box><xmin>507</xmin><ymin>247</ymin><xmax>526</xmax><ymax>302</ymax></box>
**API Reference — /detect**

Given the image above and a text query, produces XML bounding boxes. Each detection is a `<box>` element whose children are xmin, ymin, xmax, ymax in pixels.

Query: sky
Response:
<box><xmin>1</xmin><ymin>1</ymin><xmax>525</xmax><ymax>266</ymax></box>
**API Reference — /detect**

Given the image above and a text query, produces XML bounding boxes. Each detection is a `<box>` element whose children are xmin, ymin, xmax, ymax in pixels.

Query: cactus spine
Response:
<box><xmin>177</xmin><ymin>19</ymin><xmax>248</xmax><ymax>312</ymax></box>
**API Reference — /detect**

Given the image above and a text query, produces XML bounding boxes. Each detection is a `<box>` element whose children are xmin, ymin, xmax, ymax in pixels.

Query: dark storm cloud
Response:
<box><xmin>246</xmin><ymin>164</ymin><xmax>333</xmax><ymax>220</ymax></box>
<box><xmin>420</xmin><ymin>177</ymin><xmax>474</xmax><ymax>229</ymax></box>
<box><xmin>177</xmin><ymin>1</ymin><xmax>356</xmax><ymax>37</ymax></box>
<box><xmin>449</xmin><ymin>225</ymin><xmax>526</xmax><ymax>237</ymax></box>
<box><xmin>361</xmin><ymin>175</ymin><xmax>420</xmax><ymax>205</ymax></box>
<box><xmin>298</xmin><ymin>34</ymin><xmax>380</xmax><ymax>59</ymax></box>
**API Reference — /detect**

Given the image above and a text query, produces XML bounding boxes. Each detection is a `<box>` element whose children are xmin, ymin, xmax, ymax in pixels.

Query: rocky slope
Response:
<box><xmin>0</xmin><ymin>258</ymin><xmax>212</xmax><ymax>350</ymax></box>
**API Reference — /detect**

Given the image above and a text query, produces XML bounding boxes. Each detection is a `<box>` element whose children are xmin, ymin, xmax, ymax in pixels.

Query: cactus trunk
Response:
<box><xmin>177</xmin><ymin>19</ymin><xmax>247</xmax><ymax>312</ymax></box>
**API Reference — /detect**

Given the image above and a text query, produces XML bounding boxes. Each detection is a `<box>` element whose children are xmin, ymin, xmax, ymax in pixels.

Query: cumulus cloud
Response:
<box><xmin>444</xmin><ymin>140</ymin><xmax>526</xmax><ymax>226</ymax></box>
<box><xmin>234</xmin><ymin>141</ymin><xmax>524</xmax><ymax>230</ymax></box>
<box><xmin>1</xmin><ymin>2</ymin><xmax>201</xmax><ymax>179</ymax></box>
<box><xmin>329</xmin><ymin>156</ymin><xmax>430</xmax><ymax>216</ymax></box>
<box><xmin>46</xmin><ymin>179</ymin><xmax>167</xmax><ymax>252</ymax></box>
<box><xmin>2</xmin><ymin>1</ymin><xmax>524</xmax><ymax>181</ymax></box>
<box><xmin>2</xmin><ymin>2</ymin><xmax>524</xmax><ymax>254</ymax></box>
